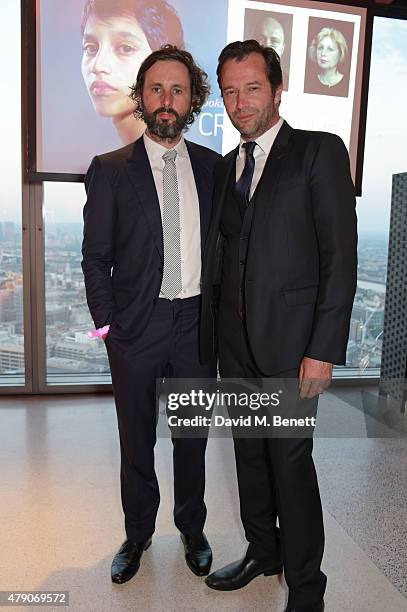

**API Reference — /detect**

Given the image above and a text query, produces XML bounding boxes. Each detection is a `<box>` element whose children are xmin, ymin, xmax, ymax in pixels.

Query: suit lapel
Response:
<box><xmin>215</xmin><ymin>149</ymin><xmax>237</xmax><ymax>218</ymax></box>
<box><xmin>211</xmin><ymin>121</ymin><xmax>293</xmax><ymax>238</ymax></box>
<box><xmin>125</xmin><ymin>137</ymin><xmax>163</xmax><ymax>261</ymax></box>
<box><xmin>200</xmin><ymin>148</ymin><xmax>237</xmax><ymax>280</ymax></box>
<box><xmin>185</xmin><ymin>141</ymin><xmax>210</xmax><ymax>257</ymax></box>
<box><xmin>251</xmin><ymin>121</ymin><xmax>293</xmax><ymax>227</ymax></box>
<box><xmin>208</xmin><ymin>149</ymin><xmax>237</xmax><ymax>247</ymax></box>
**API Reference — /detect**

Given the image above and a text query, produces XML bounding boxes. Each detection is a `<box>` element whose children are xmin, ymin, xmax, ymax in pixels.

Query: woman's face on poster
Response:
<box><xmin>316</xmin><ymin>35</ymin><xmax>340</xmax><ymax>71</ymax></box>
<box><xmin>81</xmin><ymin>15</ymin><xmax>152</xmax><ymax>118</ymax></box>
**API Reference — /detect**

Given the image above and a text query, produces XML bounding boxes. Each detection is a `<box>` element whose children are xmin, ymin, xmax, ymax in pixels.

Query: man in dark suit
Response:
<box><xmin>201</xmin><ymin>40</ymin><xmax>357</xmax><ymax>612</ymax></box>
<box><xmin>82</xmin><ymin>45</ymin><xmax>219</xmax><ymax>585</ymax></box>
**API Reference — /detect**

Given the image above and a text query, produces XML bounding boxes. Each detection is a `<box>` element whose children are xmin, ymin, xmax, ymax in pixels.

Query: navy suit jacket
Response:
<box><xmin>82</xmin><ymin>136</ymin><xmax>220</xmax><ymax>346</ymax></box>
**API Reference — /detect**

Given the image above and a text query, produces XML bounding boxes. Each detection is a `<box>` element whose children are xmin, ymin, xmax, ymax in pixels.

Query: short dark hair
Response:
<box><xmin>217</xmin><ymin>39</ymin><xmax>282</xmax><ymax>94</ymax></box>
<box><xmin>129</xmin><ymin>45</ymin><xmax>210</xmax><ymax>126</ymax></box>
<box><xmin>81</xmin><ymin>0</ymin><xmax>184</xmax><ymax>50</ymax></box>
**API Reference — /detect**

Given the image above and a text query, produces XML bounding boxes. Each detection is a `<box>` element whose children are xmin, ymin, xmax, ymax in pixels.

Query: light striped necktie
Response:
<box><xmin>160</xmin><ymin>148</ymin><xmax>182</xmax><ymax>300</ymax></box>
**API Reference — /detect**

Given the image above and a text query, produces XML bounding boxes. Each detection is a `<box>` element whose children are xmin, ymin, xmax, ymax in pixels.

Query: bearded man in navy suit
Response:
<box><xmin>82</xmin><ymin>45</ymin><xmax>219</xmax><ymax>585</ymax></box>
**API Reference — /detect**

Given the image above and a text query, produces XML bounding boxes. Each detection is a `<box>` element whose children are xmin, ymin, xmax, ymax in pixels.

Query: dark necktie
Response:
<box><xmin>234</xmin><ymin>141</ymin><xmax>256</xmax><ymax>208</ymax></box>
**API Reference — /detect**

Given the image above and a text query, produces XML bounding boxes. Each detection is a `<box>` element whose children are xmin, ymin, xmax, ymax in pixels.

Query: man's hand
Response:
<box><xmin>298</xmin><ymin>357</ymin><xmax>333</xmax><ymax>399</ymax></box>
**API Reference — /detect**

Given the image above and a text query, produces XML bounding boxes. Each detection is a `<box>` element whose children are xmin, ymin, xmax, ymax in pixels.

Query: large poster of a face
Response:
<box><xmin>304</xmin><ymin>17</ymin><xmax>354</xmax><ymax>97</ymax></box>
<box><xmin>36</xmin><ymin>0</ymin><xmax>228</xmax><ymax>174</ymax></box>
<box><xmin>80</xmin><ymin>0</ymin><xmax>183</xmax><ymax>145</ymax></box>
<box><xmin>244</xmin><ymin>9</ymin><xmax>293</xmax><ymax>91</ymax></box>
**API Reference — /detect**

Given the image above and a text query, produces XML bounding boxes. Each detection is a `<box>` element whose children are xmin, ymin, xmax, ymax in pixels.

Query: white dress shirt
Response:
<box><xmin>143</xmin><ymin>132</ymin><xmax>201</xmax><ymax>299</ymax></box>
<box><xmin>236</xmin><ymin>117</ymin><xmax>284</xmax><ymax>199</ymax></box>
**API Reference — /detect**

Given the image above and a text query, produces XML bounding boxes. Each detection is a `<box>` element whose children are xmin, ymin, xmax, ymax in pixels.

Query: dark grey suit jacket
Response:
<box><xmin>200</xmin><ymin>121</ymin><xmax>358</xmax><ymax>375</ymax></box>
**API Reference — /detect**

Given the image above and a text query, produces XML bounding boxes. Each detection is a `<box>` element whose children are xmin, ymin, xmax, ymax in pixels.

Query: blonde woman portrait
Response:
<box><xmin>304</xmin><ymin>21</ymin><xmax>354</xmax><ymax>97</ymax></box>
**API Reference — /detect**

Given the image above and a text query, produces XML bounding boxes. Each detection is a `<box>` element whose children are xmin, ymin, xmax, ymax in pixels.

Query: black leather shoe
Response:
<box><xmin>180</xmin><ymin>533</ymin><xmax>213</xmax><ymax>576</ymax></box>
<box><xmin>205</xmin><ymin>553</ymin><xmax>283</xmax><ymax>591</ymax></box>
<box><xmin>285</xmin><ymin>600</ymin><xmax>324</xmax><ymax>612</ymax></box>
<box><xmin>111</xmin><ymin>538</ymin><xmax>152</xmax><ymax>584</ymax></box>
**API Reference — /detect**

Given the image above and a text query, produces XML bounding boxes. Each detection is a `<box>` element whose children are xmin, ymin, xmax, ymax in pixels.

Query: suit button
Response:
<box><xmin>158</xmin><ymin>267</ymin><xmax>163</xmax><ymax>273</ymax></box>
<box><xmin>153</xmin><ymin>298</ymin><xmax>157</xmax><ymax>304</ymax></box>
<box><xmin>239</xmin><ymin>260</ymin><xmax>245</xmax><ymax>265</ymax></box>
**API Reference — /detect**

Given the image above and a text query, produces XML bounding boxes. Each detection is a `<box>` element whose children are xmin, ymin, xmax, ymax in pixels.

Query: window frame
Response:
<box><xmin>1</xmin><ymin>0</ymin><xmax>404</xmax><ymax>393</ymax></box>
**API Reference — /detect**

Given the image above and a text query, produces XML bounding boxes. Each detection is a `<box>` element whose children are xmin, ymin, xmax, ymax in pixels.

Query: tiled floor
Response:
<box><xmin>0</xmin><ymin>392</ymin><xmax>406</xmax><ymax>612</ymax></box>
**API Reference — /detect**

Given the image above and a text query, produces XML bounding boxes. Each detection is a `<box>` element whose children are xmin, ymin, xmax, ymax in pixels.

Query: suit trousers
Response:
<box><xmin>219</xmin><ymin>316</ymin><xmax>327</xmax><ymax>608</ymax></box>
<box><xmin>105</xmin><ymin>295</ymin><xmax>216</xmax><ymax>543</ymax></box>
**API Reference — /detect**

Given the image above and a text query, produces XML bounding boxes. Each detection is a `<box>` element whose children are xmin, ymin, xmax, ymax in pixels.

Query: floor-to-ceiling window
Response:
<box><xmin>43</xmin><ymin>182</ymin><xmax>110</xmax><ymax>384</ymax></box>
<box><xmin>342</xmin><ymin>16</ymin><xmax>407</xmax><ymax>377</ymax></box>
<box><xmin>1</xmin><ymin>6</ymin><xmax>407</xmax><ymax>391</ymax></box>
<box><xmin>0</xmin><ymin>0</ymin><xmax>25</xmax><ymax>386</ymax></box>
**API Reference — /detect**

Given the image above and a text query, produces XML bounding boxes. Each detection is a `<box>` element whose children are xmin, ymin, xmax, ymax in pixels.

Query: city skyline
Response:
<box><xmin>1</xmin><ymin>7</ymin><xmax>406</xmax><ymax>382</ymax></box>
<box><xmin>0</xmin><ymin>225</ymin><xmax>389</xmax><ymax>380</ymax></box>
<box><xmin>1</xmin><ymin>15</ymin><xmax>407</xmax><ymax>234</ymax></box>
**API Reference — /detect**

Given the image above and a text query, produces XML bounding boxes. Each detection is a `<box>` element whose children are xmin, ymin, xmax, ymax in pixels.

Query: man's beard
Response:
<box><xmin>142</xmin><ymin>106</ymin><xmax>190</xmax><ymax>139</ymax></box>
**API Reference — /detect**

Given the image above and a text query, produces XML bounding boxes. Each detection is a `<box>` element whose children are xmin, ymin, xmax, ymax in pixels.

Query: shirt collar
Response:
<box><xmin>237</xmin><ymin>117</ymin><xmax>284</xmax><ymax>159</ymax></box>
<box><xmin>143</xmin><ymin>132</ymin><xmax>187</xmax><ymax>162</ymax></box>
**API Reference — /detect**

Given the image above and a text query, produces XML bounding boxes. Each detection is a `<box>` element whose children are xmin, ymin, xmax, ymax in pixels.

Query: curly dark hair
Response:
<box><xmin>80</xmin><ymin>0</ymin><xmax>184</xmax><ymax>50</ymax></box>
<box><xmin>129</xmin><ymin>45</ymin><xmax>210</xmax><ymax>126</ymax></box>
<box><xmin>217</xmin><ymin>39</ymin><xmax>282</xmax><ymax>95</ymax></box>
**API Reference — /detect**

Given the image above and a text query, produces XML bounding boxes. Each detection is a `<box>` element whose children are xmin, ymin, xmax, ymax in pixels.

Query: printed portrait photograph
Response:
<box><xmin>304</xmin><ymin>17</ymin><xmax>354</xmax><ymax>98</ymax></box>
<box><xmin>244</xmin><ymin>9</ymin><xmax>293</xmax><ymax>91</ymax></box>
